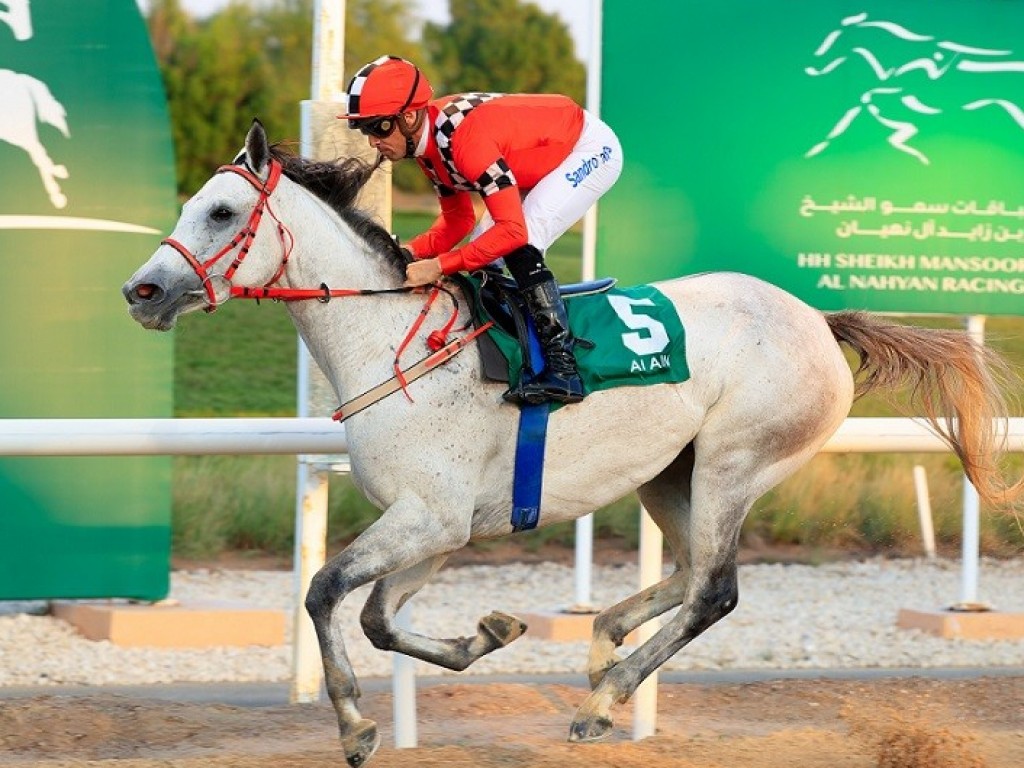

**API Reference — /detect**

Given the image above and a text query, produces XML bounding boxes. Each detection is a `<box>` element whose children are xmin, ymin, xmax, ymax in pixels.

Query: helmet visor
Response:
<box><xmin>351</xmin><ymin>115</ymin><xmax>399</xmax><ymax>139</ymax></box>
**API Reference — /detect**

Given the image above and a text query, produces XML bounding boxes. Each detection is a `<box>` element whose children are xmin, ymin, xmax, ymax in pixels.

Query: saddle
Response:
<box><xmin>456</xmin><ymin>269</ymin><xmax>617</xmax><ymax>384</ymax></box>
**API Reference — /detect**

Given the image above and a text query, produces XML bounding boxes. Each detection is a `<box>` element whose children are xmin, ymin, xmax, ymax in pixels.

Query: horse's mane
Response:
<box><xmin>267</xmin><ymin>144</ymin><xmax>408</xmax><ymax>278</ymax></box>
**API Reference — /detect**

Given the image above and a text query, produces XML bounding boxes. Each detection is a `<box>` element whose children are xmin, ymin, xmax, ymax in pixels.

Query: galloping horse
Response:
<box><xmin>124</xmin><ymin>122</ymin><xmax>1023</xmax><ymax>767</ymax></box>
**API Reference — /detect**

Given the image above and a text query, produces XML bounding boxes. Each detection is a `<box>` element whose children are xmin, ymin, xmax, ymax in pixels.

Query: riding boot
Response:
<box><xmin>516</xmin><ymin>278</ymin><xmax>586</xmax><ymax>405</ymax></box>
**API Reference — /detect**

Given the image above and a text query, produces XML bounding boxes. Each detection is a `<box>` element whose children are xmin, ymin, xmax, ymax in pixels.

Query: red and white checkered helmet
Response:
<box><xmin>339</xmin><ymin>55</ymin><xmax>433</xmax><ymax>124</ymax></box>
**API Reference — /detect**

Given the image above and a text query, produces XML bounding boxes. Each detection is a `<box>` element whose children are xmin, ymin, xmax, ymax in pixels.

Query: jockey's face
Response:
<box><xmin>364</xmin><ymin>111</ymin><xmax>420</xmax><ymax>161</ymax></box>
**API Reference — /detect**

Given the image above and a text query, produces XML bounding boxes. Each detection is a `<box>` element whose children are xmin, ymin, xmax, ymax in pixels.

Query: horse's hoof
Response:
<box><xmin>342</xmin><ymin>718</ymin><xmax>381</xmax><ymax>767</ymax></box>
<box><xmin>479</xmin><ymin>611</ymin><xmax>527</xmax><ymax>648</ymax></box>
<box><xmin>51</xmin><ymin>193</ymin><xmax>67</xmax><ymax>209</ymax></box>
<box><xmin>568</xmin><ymin>713</ymin><xmax>614</xmax><ymax>743</ymax></box>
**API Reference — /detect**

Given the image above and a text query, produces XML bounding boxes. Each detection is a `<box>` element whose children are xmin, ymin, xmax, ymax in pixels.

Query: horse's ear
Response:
<box><xmin>245</xmin><ymin>119</ymin><xmax>270</xmax><ymax>173</ymax></box>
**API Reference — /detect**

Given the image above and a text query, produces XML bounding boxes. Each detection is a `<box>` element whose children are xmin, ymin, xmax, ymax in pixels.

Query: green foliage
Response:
<box><xmin>145</xmin><ymin>0</ymin><xmax>431</xmax><ymax>196</ymax></box>
<box><xmin>423</xmin><ymin>0</ymin><xmax>585</xmax><ymax>103</ymax></box>
<box><xmin>147</xmin><ymin>0</ymin><xmax>304</xmax><ymax>194</ymax></box>
<box><xmin>343</xmin><ymin>0</ymin><xmax>430</xmax><ymax>83</ymax></box>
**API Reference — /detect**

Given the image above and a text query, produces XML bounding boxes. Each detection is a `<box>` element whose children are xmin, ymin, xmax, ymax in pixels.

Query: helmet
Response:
<box><xmin>340</xmin><ymin>55</ymin><xmax>433</xmax><ymax>125</ymax></box>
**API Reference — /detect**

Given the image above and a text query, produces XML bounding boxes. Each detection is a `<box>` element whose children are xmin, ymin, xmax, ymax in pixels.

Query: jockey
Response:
<box><xmin>340</xmin><ymin>54</ymin><xmax>623</xmax><ymax>405</ymax></box>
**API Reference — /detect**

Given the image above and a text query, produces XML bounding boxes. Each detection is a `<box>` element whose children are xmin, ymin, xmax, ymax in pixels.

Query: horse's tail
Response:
<box><xmin>825</xmin><ymin>309</ymin><xmax>1024</xmax><ymax>508</ymax></box>
<box><xmin>22</xmin><ymin>74</ymin><xmax>69</xmax><ymax>137</ymax></box>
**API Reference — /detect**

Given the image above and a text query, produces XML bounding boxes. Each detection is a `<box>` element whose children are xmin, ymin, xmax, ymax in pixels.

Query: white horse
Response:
<box><xmin>0</xmin><ymin>0</ymin><xmax>31</xmax><ymax>41</ymax></box>
<box><xmin>0</xmin><ymin>69</ymin><xmax>70</xmax><ymax>209</ymax></box>
<box><xmin>124</xmin><ymin>122</ymin><xmax>1023</xmax><ymax>767</ymax></box>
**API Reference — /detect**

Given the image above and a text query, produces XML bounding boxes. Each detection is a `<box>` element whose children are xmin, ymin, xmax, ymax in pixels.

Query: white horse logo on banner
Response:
<box><xmin>0</xmin><ymin>0</ymin><xmax>158</xmax><ymax>232</ymax></box>
<box><xmin>0</xmin><ymin>0</ymin><xmax>72</xmax><ymax>209</ymax></box>
<box><xmin>0</xmin><ymin>69</ymin><xmax>71</xmax><ymax>209</ymax></box>
<box><xmin>0</xmin><ymin>0</ymin><xmax>32</xmax><ymax>41</ymax></box>
<box><xmin>805</xmin><ymin>12</ymin><xmax>1024</xmax><ymax>164</ymax></box>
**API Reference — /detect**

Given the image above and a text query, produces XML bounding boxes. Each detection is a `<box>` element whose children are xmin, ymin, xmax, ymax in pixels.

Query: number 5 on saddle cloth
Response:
<box><xmin>455</xmin><ymin>270</ymin><xmax>691</xmax><ymax>530</ymax></box>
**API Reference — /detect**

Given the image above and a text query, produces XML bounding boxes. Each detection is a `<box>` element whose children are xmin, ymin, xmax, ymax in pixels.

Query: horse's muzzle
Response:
<box><xmin>122</xmin><ymin>275</ymin><xmax>194</xmax><ymax>331</ymax></box>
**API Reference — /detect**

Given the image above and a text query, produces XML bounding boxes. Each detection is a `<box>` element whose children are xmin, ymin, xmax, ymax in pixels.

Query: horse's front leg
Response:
<box><xmin>304</xmin><ymin>493</ymin><xmax>470</xmax><ymax>767</ymax></box>
<box><xmin>360</xmin><ymin>555</ymin><xmax>527</xmax><ymax>670</ymax></box>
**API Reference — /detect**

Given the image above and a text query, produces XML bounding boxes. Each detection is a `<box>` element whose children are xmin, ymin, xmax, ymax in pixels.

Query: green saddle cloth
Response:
<box><xmin>469</xmin><ymin>278</ymin><xmax>691</xmax><ymax>393</ymax></box>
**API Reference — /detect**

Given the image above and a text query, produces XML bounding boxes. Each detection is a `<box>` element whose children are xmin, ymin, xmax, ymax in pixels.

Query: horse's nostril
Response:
<box><xmin>124</xmin><ymin>282</ymin><xmax>163</xmax><ymax>305</ymax></box>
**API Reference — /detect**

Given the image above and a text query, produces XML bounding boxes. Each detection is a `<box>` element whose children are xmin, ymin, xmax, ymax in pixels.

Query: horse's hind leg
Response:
<box><xmin>360</xmin><ymin>555</ymin><xmax>527</xmax><ymax>670</ymax></box>
<box><xmin>587</xmin><ymin>443</ymin><xmax>695</xmax><ymax>689</ymax></box>
<box><xmin>570</xmin><ymin>433</ymin><xmax>822</xmax><ymax>743</ymax></box>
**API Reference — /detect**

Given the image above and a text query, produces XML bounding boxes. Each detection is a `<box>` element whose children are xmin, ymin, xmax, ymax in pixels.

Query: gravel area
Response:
<box><xmin>0</xmin><ymin>557</ymin><xmax>1022</xmax><ymax>687</ymax></box>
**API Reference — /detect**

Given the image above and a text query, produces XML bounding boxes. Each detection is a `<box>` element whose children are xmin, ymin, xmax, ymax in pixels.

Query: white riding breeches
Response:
<box><xmin>469</xmin><ymin>110</ymin><xmax>624</xmax><ymax>253</ymax></box>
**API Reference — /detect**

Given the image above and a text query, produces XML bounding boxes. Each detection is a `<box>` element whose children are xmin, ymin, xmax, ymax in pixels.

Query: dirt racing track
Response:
<box><xmin>0</xmin><ymin>674</ymin><xmax>1021</xmax><ymax>768</ymax></box>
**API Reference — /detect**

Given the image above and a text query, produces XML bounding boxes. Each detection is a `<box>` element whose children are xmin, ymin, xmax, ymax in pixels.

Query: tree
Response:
<box><xmin>146</xmin><ymin>0</ymin><xmax>431</xmax><ymax>196</ymax></box>
<box><xmin>422</xmin><ymin>0</ymin><xmax>585</xmax><ymax>104</ymax></box>
<box><xmin>345</xmin><ymin>0</ymin><xmax>428</xmax><ymax>81</ymax></box>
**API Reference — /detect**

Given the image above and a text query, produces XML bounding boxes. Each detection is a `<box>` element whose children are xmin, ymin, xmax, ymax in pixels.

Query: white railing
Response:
<box><xmin>4</xmin><ymin>416</ymin><xmax>1024</xmax><ymax>456</ymax></box>
<box><xmin>0</xmin><ymin>417</ymin><xmax>348</xmax><ymax>456</ymax></box>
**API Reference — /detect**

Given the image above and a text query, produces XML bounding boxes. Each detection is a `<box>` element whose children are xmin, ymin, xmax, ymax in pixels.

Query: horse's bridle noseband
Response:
<box><xmin>161</xmin><ymin>158</ymin><xmax>293</xmax><ymax>312</ymax></box>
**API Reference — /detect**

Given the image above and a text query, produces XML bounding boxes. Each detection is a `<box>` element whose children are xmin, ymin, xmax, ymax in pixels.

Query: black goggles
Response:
<box><xmin>351</xmin><ymin>115</ymin><xmax>399</xmax><ymax>139</ymax></box>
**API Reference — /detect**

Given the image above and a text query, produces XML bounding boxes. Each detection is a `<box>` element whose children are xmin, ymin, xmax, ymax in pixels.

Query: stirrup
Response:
<box><xmin>502</xmin><ymin>382</ymin><xmax>532</xmax><ymax>405</ymax></box>
<box><xmin>503</xmin><ymin>376</ymin><xmax>585</xmax><ymax>405</ymax></box>
<box><xmin>518</xmin><ymin>376</ymin><xmax>585</xmax><ymax>405</ymax></box>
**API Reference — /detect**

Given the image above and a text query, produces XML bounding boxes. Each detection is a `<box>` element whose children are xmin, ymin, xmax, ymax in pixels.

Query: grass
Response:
<box><xmin>172</xmin><ymin>454</ymin><xmax>381</xmax><ymax>559</ymax></box>
<box><xmin>171</xmin><ymin>210</ymin><xmax>1024</xmax><ymax>560</ymax></box>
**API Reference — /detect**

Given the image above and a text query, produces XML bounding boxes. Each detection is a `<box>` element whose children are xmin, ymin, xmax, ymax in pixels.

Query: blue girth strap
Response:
<box><xmin>511</xmin><ymin>402</ymin><xmax>549</xmax><ymax>531</ymax></box>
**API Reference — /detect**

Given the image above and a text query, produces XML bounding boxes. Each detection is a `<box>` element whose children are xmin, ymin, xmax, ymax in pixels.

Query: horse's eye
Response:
<box><xmin>210</xmin><ymin>206</ymin><xmax>234</xmax><ymax>223</ymax></box>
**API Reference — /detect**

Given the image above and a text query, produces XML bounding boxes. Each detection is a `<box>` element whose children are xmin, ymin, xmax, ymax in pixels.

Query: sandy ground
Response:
<box><xmin>0</xmin><ymin>676</ymin><xmax>1020</xmax><ymax>768</ymax></box>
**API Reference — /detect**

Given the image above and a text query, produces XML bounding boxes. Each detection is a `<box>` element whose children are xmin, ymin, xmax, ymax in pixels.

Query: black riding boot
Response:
<box><xmin>516</xmin><ymin>278</ymin><xmax>585</xmax><ymax>405</ymax></box>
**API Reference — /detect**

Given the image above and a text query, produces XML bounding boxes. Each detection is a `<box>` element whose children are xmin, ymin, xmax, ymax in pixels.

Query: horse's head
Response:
<box><xmin>0</xmin><ymin>0</ymin><xmax>33</xmax><ymax>42</ymax></box>
<box><xmin>123</xmin><ymin>120</ymin><xmax>292</xmax><ymax>330</ymax></box>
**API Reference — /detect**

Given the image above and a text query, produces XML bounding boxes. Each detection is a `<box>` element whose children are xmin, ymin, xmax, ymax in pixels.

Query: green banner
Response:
<box><xmin>599</xmin><ymin>1</ymin><xmax>1024</xmax><ymax>315</ymax></box>
<box><xmin>0</xmin><ymin>1</ymin><xmax>176</xmax><ymax>600</ymax></box>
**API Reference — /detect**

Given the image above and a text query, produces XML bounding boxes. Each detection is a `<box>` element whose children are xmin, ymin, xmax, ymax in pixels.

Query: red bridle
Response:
<box><xmin>161</xmin><ymin>158</ymin><xmax>293</xmax><ymax>312</ymax></box>
<box><xmin>160</xmin><ymin>155</ymin><xmax>495</xmax><ymax>411</ymax></box>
